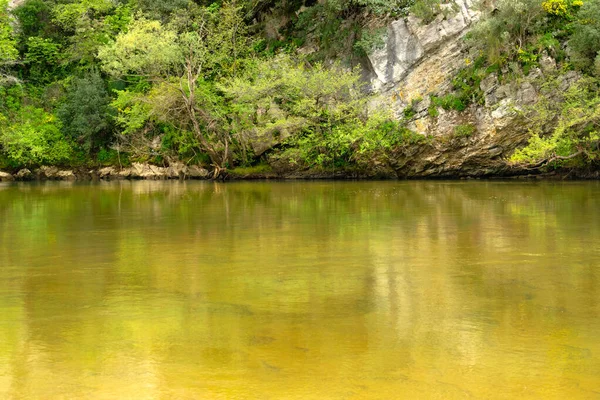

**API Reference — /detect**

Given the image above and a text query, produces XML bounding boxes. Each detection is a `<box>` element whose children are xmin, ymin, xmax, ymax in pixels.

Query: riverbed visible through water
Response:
<box><xmin>0</xmin><ymin>181</ymin><xmax>599</xmax><ymax>399</ymax></box>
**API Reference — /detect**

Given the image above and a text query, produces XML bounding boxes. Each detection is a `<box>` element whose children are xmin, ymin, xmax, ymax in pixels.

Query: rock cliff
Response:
<box><xmin>361</xmin><ymin>1</ymin><xmax>557</xmax><ymax>178</ymax></box>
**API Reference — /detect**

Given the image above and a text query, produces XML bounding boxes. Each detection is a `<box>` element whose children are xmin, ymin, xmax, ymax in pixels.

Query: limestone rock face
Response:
<box><xmin>187</xmin><ymin>165</ymin><xmax>210</xmax><ymax>179</ymax></box>
<box><xmin>361</xmin><ymin>1</ymin><xmax>569</xmax><ymax>177</ymax></box>
<box><xmin>36</xmin><ymin>166</ymin><xmax>59</xmax><ymax>179</ymax></box>
<box><xmin>99</xmin><ymin>167</ymin><xmax>117</xmax><ymax>179</ymax></box>
<box><xmin>367</xmin><ymin>0</ymin><xmax>479</xmax><ymax>92</ymax></box>
<box><xmin>0</xmin><ymin>171</ymin><xmax>14</xmax><ymax>182</ymax></box>
<box><xmin>15</xmin><ymin>169</ymin><xmax>33</xmax><ymax>181</ymax></box>
<box><xmin>56</xmin><ymin>170</ymin><xmax>76</xmax><ymax>181</ymax></box>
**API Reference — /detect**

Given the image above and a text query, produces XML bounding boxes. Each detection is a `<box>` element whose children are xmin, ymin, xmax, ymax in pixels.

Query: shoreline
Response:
<box><xmin>2</xmin><ymin>163</ymin><xmax>600</xmax><ymax>182</ymax></box>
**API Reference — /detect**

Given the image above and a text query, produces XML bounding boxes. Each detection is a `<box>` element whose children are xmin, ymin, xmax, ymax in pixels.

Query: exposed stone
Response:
<box><xmin>558</xmin><ymin>71</ymin><xmax>580</xmax><ymax>91</ymax></box>
<box><xmin>0</xmin><ymin>171</ymin><xmax>14</xmax><ymax>182</ymax></box>
<box><xmin>488</xmin><ymin>146</ymin><xmax>504</xmax><ymax>158</ymax></box>
<box><xmin>131</xmin><ymin>162</ymin><xmax>146</xmax><ymax>176</ymax></box>
<box><xmin>147</xmin><ymin>165</ymin><xmax>168</xmax><ymax>179</ymax></box>
<box><xmin>368</xmin><ymin>0</ymin><xmax>479</xmax><ymax>91</ymax></box>
<box><xmin>99</xmin><ymin>166</ymin><xmax>117</xmax><ymax>178</ymax></box>
<box><xmin>187</xmin><ymin>165</ymin><xmax>210</xmax><ymax>179</ymax></box>
<box><xmin>167</xmin><ymin>162</ymin><xmax>188</xmax><ymax>179</ymax></box>
<box><xmin>491</xmin><ymin>99</ymin><xmax>517</xmax><ymax>122</ymax></box>
<box><xmin>57</xmin><ymin>170</ymin><xmax>76</xmax><ymax>181</ymax></box>
<box><xmin>118</xmin><ymin>168</ymin><xmax>133</xmax><ymax>179</ymax></box>
<box><xmin>517</xmin><ymin>82</ymin><xmax>537</xmax><ymax>105</ymax></box>
<box><xmin>15</xmin><ymin>169</ymin><xmax>33</xmax><ymax>181</ymax></box>
<box><xmin>539</xmin><ymin>54</ymin><xmax>557</xmax><ymax>73</ymax></box>
<box><xmin>37</xmin><ymin>166</ymin><xmax>59</xmax><ymax>180</ymax></box>
<box><xmin>413</xmin><ymin>96</ymin><xmax>432</xmax><ymax>114</ymax></box>
<box><xmin>527</xmin><ymin>67</ymin><xmax>543</xmax><ymax>81</ymax></box>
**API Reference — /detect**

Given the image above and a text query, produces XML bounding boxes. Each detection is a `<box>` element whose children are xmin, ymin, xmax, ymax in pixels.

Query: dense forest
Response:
<box><xmin>1</xmin><ymin>0</ymin><xmax>600</xmax><ymax>178</ymax></box>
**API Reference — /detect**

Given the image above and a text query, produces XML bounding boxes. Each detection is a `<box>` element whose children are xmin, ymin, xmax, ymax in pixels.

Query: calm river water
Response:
<box><xmin>0</xmin><ymin>181</ymin><xmax>599</xmax><ymax>399</ymax></box>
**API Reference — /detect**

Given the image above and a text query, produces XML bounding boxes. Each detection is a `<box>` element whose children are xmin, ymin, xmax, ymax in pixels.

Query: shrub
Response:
<box><xmin>0</xmin><ymin>107</ymin><xmax>73</xmax><ymax>168</ymax></box>
<box><xmin>58</xmin><ymin>70</ymin><xmax>112</xmax><ymax>153</ymax></box>
<box><xmin>510</xmin><ymin>77</ymin><xmax>600</xmax><ymax>167</ymax></box>
<box><xmin>569</xmin><ymin>0</ymin><xmax>600</xmax><ymax>73</ymax></box>
<box><xmin>454</xmin><ymin>123</ymin><xmax>476</xmax><ymax>137</ymax></box>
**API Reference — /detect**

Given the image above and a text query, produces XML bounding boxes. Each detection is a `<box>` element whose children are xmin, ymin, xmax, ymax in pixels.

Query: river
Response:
<box><xmin>0</xmin><ymin>181</ymin><xmax>599</xmax><ymax>399</ymax></box>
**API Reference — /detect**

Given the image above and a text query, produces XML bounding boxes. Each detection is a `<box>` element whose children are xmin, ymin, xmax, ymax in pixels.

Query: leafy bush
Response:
<box><xmin>410</xmin><ymin>0</ymin><xmax>451</xmax><ymax>24</ymax></box>
<box><xmin>58</xmin><ymin>70</ymin><xmax>112</xmax><ymax>153</ymax></box>
<box><xmin>98</xmin><ymin>17</ymin><xmax>180</xmax><ymax>77</ymax></box>
<box><xmin>542</xmin><ymin>0</ymin><xmax>582</xmax><ymax>18</ymax></box>
<box><xmin>0</xmin><ymin>107</ymin><xmax>73</xmax><ymax>168</ymax></box>
<box><xmin>569</xmin><ymin>0</ymin><xmax>600</xmax><ymax>73</ymax></box>
<box><xmin>12</xmin><ymin>0</ymin><xmax>52</xmax><ymax>39</ymax></box>
<box><xmin>510</xmin><ymin>77</ymin><xmax>600</xmax><ymax>167</ymax></box>
<box><xmin>467</xmin><ymin>0</ymin><xmax>546</xmax><ymax>65</ymax></box>
<box><xmin>0</xmin><ymin>0</ymin><xmax>18</xmax><ymax>66</ymax></box>
<box><xmin>25</xmin><ymin>36</ymin><xmax>63</xmax><ymax>83</ymax></box>
<box><xmin>354</xmin><ymin>27</ymin><xmax>387</xmax><ymax>56</ymax></box>
<box><xmin>454</xmin><ymin>123</ymin><xmax>476</xmax><ymax>137</ymax></box>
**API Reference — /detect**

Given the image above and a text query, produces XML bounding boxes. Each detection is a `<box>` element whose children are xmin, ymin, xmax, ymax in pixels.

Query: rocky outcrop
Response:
<box><xmin>360</xmin><ymin>1</ymin><xmax>576</xmax><ymax>177</ymax></box>
<box><xmin>367</xmin><ymin>0</ymin><xmax>479</xmax><ymax>92</ymax></box>
<box><xmin>0</xmin><ymin>171</ymin><xmax>14</xmax><ymax>182</ymax></box>
<box><xmin>98</xmin><ymin>163</ymin><xmax>210</xmax><ymax>180</ymax></box>
<box><xmin>0</xmin><ymin>163</ymin><xmax>211</xmax><ymax>181</ymax></box>
<box><xmin>15</xmin><ymin>169</ymin><xmax>33</xmax><ymax>181</ymax></box>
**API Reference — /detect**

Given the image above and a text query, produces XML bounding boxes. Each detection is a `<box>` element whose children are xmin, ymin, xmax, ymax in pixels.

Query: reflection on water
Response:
<box><xmin>0</xmin><ymin>181</ymin><xmax>599</xmax><ymax>399</ymax></box>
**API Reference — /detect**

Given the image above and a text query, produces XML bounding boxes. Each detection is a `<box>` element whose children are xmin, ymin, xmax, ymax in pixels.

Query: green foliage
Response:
<box><xmin>3</xmin><ymin>0</ymin><xmax>598</xmax><ymax>177</ymax></box>
<box><xmin>292</xmin><ymin>0</ymin><xmax>414</xmax><ymax>61</ymax></box>
<box><xmin>510</xmin><ymin>77</ymin><xmax>600</xmax><ymax>167</ymax></box>
<box><xmin>223</xmin><ymin>55</ymin><xmax>368</xmax><ymax>168</ymax></box>
<box><xmin>353</xmin><ymin>27</ymin><xmax>387</xmax><ymax>56</ymax></box>
<box><xmin>542</xmin><ymin>0</ymin><xmax>582</xmax><ymax>18</ymax></box>
<box><xmin>57</xmin><ymin>70</ymin><xmax>112</xmax><ymax>153</ymax></box>
<box><xmin>410</xmin><ymin>0</ymin><xmax>454</xmax><ymax>24</ymax></box>
<box><xmin>111</xmin><ymin>89</ymin><xmax>152</xmax><ymax>135</ymax></box>
<box><xmin>133</xmin><ymin>0</ymin><xmax>190</xmax><ymax>19</ymax></box>
<box><xmin>12</xmin><ymin>0</ymin><xmax>52</xmax><ymax>39</ymax></box>
<box><xmin>0</xmin><ymin>0</ymin><xmax>18</xmax><ymax>66</ymax></box>
<box><xmin>52</xmin><ymin>0</ymin><xmax>114</xmax><ymax>32</ymax></box>
<box><xmin>229</xmin><ymin>163</ymin><xmax>274</xmax><ymax>176</ymax></box>
<box><xmin>428</xmin><ymin>57</ymin><xmax>486</xmax><ymax>113</ymax></box>
<box><xmin>25</xmin><ymin>36</ymin><xmax>63</xmax><ymax>83</ymax></box>
<box><xmin>170</xmin><ymin>1</ymin><xmax>252</xmax><ymax>79</ymax></box>
<box><xmin>96</xmin><ymin>147</ymin><xmax>121</xmax><ymax>165</ymax></box>
<box><xmin>98</xmin><ymin>17</ymin><xmax>180</xmax><ymax>77</ymax></box>
<box><xmin>428</xmin><ymin>105</ymin><xmax>439</xmax><ymax>117</ymax></box>
<box><xmin>355</xmin><ymin>0</ymin><xmax>414</xmax><ymax>16</ymax></box>
<box><xmin>453</xmin><ymin>123</ymin><xmax>476</xmax><ymax>137</ymax></box>
<box><xmin>160</xmin><ymin>125</ymin><xmax>201</xmax><ymax>160</ymax></box>
<box><xmin>569</xmin><ymin>0</ymin><xmax>600</xmax><ymax>73</ymax></box>
<box><xmin>0</xmin><ymin>84</ymin><xmax>23</xmax><ymax>113</ymax></box>
<box><xmin>0</xmin><ymin>107</ymin><xmax>73</xmax><ymax>168</ymax></box>
<box><xmin>467</xmin><ymin>0</ymin><xmax>546</xmax><ymax>65</ymax></box>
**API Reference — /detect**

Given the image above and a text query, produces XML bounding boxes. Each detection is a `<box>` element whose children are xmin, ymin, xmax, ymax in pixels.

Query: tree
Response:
<box><xmin>99</xmin><ymin>2</ymin><xmax>251</xmax><ymax>178</ymax></box>
<box><xmin>467</xmin><ymin>0</ymin><xmax>546</xmax><ymax>65</ymax></box>
<box><xmin>97</xmin><ymin>16</ymin><xmax>180</xmax><ymax>78</ymax></box>
<box><xmin>569</xmin><ymin>0</ymin><xmax>600</xmax><ymax>74</ymax></box>
<box><xmin>0</xmin><ymin>106</ymin><xmax>73</xmax><ymax>168</ymax></box>
<box><xmin>510</xmin><ymin>77</ymin><xmax>600</xmax><ymax>169</ymax></box>
<box><xmin>57</xmin><ymin>70</ymin><xmax>112</xmax><ymax>153</ymax></box>
<box><xmin>221</xmin><ymin>55</ymin><xmax>403</xmax><ymax>170</ymax></box>
<box><xmin>0</xmin><ymin>0</ymin><xmax>18</xmax><ymax>85</ymax></box>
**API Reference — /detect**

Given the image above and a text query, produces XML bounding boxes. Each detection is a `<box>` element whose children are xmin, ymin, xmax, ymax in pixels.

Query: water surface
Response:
<box><xmin>0</xmin><ymin>181</ymin><xmax>599</xmax><ymax>399</ymax></box>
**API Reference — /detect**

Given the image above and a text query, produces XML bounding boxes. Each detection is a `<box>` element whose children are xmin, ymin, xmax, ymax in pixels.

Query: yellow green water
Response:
<box><xmin>0</xmin><ymin>181</ymin><xmax>599</xmax><ymax>399</ymax></box>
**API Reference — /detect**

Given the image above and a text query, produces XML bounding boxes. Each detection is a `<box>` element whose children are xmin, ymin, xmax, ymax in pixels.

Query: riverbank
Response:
<box><xmin>2</xmin><ymin>163</ymin><xmax>600</xmax><ymax>182</ymax></box>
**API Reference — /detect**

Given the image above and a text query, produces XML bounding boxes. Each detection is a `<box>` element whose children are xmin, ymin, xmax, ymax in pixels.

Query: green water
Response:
<box><xmin>0</xmin><ymin>181</ymin><xmax>599</xmax><ymax>399</ymax></box>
